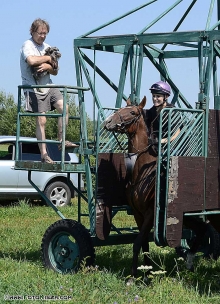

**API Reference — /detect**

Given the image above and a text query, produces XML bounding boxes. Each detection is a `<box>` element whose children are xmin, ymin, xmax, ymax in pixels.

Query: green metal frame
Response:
<box><xmin>73</xmin><ymin>0</ymin><xmax>220</xmax><ymax>246</ymax></box>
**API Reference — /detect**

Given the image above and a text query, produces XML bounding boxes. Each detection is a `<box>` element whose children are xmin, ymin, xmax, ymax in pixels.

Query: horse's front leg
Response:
<box><xmin>131</xmin><ymin>230</ymin><xmax>143</xmax><ymax>278</ymax></box>
<box><xmin>126</xmin><ymin>230</ymin><xmax>144</xmax><ymax>286</ymax></box>
<box><xmin>133</xmin><ymin>230</ymin><xmax>151</xmax><ymax>272</ymax></box>
<box><xmin>142</xmin><ymin>237</ymin><xmax>151</xmax><ymax>266</ymax></box>
<box><xmin>129</xmin><ymin>209</ymin><xmax>154</xmax><ymax>281</ymax></box>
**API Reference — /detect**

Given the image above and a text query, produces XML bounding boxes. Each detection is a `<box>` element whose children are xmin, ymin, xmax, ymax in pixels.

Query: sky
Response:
<box><xmin>0</xmin><ymin>0</ymin><xmax>219</xmax><ymax>117</ymax></box>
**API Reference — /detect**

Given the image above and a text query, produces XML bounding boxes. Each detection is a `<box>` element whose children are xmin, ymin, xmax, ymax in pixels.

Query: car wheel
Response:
<box><xmin>44</xmin><ymin>181</ymin><xmax>71</xmax><ymax>207</ymax></box>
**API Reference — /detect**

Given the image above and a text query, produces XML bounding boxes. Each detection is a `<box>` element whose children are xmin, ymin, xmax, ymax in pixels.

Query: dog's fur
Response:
<box><xmin>32</xmin><ymin>46</ymin><xmax>61</xmax><ymax>80</ymax></box>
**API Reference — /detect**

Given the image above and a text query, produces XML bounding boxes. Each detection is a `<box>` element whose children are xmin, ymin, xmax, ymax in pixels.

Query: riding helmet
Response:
<box><xmin>149</xmin><ymin>81</ymin><xmax>171</xmax><ymax>96</ymax></box>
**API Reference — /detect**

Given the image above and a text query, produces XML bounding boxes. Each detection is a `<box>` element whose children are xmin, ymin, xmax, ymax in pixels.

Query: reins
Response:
<box><xmin>113</xmin><ymin>128</ymin><xmax>152</xmax><ymax>155</ymax></box>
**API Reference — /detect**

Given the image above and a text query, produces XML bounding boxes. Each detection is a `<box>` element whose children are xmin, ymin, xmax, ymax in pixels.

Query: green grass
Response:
<box><xmin>0</xmin><ymin>144</ymin><xmax>8</xmax><ymax>157</ymax></box>
<box><xmin>0</xmin><ymin>199</ymin><xmax>220</xmax><ymax>303</ymax></box>
<box><xmin>0</xmin><ymin>144</ymin><xmax>7</xmax><ymax>151</ymax></box>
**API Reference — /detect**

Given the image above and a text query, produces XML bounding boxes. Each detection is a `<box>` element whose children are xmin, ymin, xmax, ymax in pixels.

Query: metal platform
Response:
<box><xmin>14</xmin><ymin>161</ymin><xmax>86</xmax><ymax>173</ymax></box>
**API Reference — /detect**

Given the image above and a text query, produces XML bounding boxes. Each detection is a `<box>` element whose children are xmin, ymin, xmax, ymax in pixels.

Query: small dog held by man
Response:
<box><xmin>31</xmin><ymin>46</ymin><xmax>61</xmax><ymax>80</ymax></box>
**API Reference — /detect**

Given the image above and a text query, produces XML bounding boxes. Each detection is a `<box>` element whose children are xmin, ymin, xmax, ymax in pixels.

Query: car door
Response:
<box><xmin>0</xmin><ymin>142</ymin><xmax>20</xmax><ymax>197</ymax></box>
<box><xmin>16</xmin><ymin>142</ymin><xmax>43</xmax><ymax>193</ymax></box>
<box><xmin>16</xmin><ymin>142</ymin><xmax>56</xmax><ymax>194</ymax></box>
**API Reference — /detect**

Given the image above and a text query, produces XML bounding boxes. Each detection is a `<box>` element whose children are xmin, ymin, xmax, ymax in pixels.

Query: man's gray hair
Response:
<box><xmin>30</xmin><ymin>18</ymin><xmax>50</xmax><ymax>35</ymax></box>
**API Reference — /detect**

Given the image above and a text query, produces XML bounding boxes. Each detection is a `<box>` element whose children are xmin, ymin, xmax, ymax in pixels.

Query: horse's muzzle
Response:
<box><xmin>104</xmin><ymin>122</ymin><xmax>124</xmax><ymax>133</ymax></box>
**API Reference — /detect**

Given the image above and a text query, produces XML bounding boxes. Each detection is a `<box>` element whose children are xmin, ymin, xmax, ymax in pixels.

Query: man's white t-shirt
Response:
<box><xmin>20</xmin><ymin>37</ymin><xmax>52</xmax><ymax>94</ymax></box>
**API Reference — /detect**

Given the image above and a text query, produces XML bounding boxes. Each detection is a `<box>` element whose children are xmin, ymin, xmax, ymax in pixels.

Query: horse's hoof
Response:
<box><xmin>186</xmin><ymin>252</ymin><xmax>195</xmax><ymax>271</ymax></box>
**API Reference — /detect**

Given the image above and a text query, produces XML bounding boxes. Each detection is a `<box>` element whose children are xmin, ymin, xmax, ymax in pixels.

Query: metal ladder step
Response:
<box><xmin>14</xmin><ymin>161</ymin><xmax>86</xmax><ymax>173</ymax></box>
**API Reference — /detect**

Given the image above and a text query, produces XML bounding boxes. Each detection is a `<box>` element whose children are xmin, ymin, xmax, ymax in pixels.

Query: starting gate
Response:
<box><xmin>14</xmin><ymin>0</ymin><xmax>220</xmax><ymax>273</ymax></box>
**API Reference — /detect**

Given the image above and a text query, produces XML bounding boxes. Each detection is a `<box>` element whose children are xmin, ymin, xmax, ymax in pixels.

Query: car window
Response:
<box><xmin>20</xmin><ymin>142</ymin><xmax>71</xmax><ymax>161</ymax></box>
<box><xmin>0</xmin><ymin>143</ymin><xmax>14</xmax><ymax>160</ymax></box>
<box><xmin>21</xmin><ymin>143</ymin><xmax>41</xmax><ymax>161</ymax></box>
<box><xmin>47</xmin><ymin>143</ymin><xmax>71</xmax><ymax>161</ymax></box>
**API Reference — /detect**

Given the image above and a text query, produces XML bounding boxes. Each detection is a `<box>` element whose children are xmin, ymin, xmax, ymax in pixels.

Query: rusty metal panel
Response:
<box><xmin>208</xmin><ymin>110</ymin><xmax>220</xmax><ymax>157</ymax></box>
<box><xmin>97</xmin><ymin>153</ymin><xmax>129</xmax><ymax>206</ymax></box>
<box><xmin>205</xmin><ymin>157</ymin><xmax>220</xmax><ymax>233</ymax></box>
<box><xmin>166</xmin><ymin>156</ymin><xmax>205</xmax><ymax>248</ymax></box>
<box><xmin>96</xmin><ymin>153</ymin><xmax>129</xmax><ymax>240</ymax></box>
<box><xmin>206</xmin><ymin>109</ymin><xmax>220</xmax><ymax>209</ymax></box>
<box><xmin>205</xmin><ymin>157</ymin><xmax>220</xmax><ymax>209</ymax></box>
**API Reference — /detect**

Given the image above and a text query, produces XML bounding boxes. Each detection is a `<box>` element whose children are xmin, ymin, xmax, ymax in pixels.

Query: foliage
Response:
<box><xmin>0</xmin><ymin>200</ymin><xmax>220</xmax><ymax>303</ymax></box>
<box><xmin>0</xmin><ymin>91</ymin><xmax>94</xmax><ymax>141</ymax></box>
<box><xmin>0</xmin><ymin>91</ymin><xmax>18</xmax><ymax>135</ymax></box>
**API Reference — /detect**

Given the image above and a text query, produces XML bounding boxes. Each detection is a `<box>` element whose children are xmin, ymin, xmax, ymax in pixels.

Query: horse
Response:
<box><xmin>104</xmin><ymin>96</ymin><xmax>208</xmax><ymax>281</ymax></box>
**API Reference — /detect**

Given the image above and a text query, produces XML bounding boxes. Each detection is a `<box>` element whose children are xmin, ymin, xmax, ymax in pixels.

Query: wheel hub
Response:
<box><xmin>60</xmin><ymin>247</ymin><xmax>70</xmax><ymax>257</ymax></box>
<box><xmin>52</xmin><ymin>235</ymin><xmax>79</xmax><ymax>270</ymax></box>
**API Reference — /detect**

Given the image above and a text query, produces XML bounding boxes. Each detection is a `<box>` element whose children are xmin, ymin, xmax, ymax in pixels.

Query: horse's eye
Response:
<box><xmin>130</xmin><ymin>111</ymin><xmax>136</xmax><ymax>115</ymax></box>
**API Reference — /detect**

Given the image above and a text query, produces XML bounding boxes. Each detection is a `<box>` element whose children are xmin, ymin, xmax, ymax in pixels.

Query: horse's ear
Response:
<box><xmin>126</xmin><ymin>98</ymin><xmax>132</xmax><ymax>106</ymax></box>
<box><xmin>139</xmin><ymin>96</ymin><xmax>146</xmax><ymax>109</ymax></box>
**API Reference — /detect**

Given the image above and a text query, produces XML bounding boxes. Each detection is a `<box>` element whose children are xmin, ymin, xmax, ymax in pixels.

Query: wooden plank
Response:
<box><xmin>166</xmin><ymin>156</ymin><xmax>205</xmax><ymax>248</ymax></box>
<box><xmin>96</xmin><ymin>153</ymin><xmax>129</xmax><ymax>240</ymax></box>
<box><xmin>97</xmin><ymin>153</ymin><xmax>129</xmax><ymax>206</ymax></box>
<box><xmin>206</xmin><ymin>109</ymin><xmax>220</xmax><ymax>232</ymax></box>
<box><xmin>208</xmin><ymin>109</ymin><xmax>220</xmax><ymax>158</ymax></box>
<box><xmin>205</xmin><ymin>157</ymin><xmax>220</xmax><ymax>209</ymax></box>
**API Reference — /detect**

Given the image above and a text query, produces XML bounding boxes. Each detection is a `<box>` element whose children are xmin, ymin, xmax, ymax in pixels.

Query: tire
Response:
<box><xmin>41</xmin><ymin>219</ymin><xmax>95</xmax><ymax>274</ymax></box>
<box><xmin>44</xmin><ymin>181</ymin><xmax>71</xmax><ymax>207</ymax></box>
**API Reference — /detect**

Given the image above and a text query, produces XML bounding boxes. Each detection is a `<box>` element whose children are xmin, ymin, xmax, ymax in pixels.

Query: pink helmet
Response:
<box><xmin>149</xmin><ymin>81</ymin><xmax>171</xmax><ymax>96</ymax></box>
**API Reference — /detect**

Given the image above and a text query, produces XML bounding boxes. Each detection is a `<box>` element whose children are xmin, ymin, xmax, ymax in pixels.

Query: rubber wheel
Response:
<box><xmin>41</xmin><ymin>219</ymin><xmax>95</xmax><ymax>274</ymax></box>
<box><xmin>44</xmin><ymin>181</ymin><xmax>71</xmax><ymax>207</ymax></box>
<box><xmin>199</xmin><ymin>223</ymin><xmax>220</xmax><ymax>260</ymax></box>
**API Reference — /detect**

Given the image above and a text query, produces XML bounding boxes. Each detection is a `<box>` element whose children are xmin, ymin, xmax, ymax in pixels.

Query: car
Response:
<box><xmin>0</xmin><ymin>136</ymin><xmax>83</xmax><ymax>207</ymax></box>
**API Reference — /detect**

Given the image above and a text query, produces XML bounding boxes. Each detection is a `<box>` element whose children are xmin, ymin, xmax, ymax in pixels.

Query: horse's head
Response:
<box><xmin>104</xmin><ymin>96</ymin><xmax>146</xmax><ymax>134</ymax></box>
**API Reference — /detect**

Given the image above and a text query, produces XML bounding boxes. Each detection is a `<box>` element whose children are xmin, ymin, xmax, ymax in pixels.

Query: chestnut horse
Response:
<box><xmin>104</xmin><ymin>96</ymin><xmax>208</xmax><ymax>279</ymax></box>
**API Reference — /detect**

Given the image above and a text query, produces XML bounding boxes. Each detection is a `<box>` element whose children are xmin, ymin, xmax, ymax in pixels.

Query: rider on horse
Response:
<box><xmin>143</xmin><ymin>81</ymin><xmax>180</xmax><ymax>145</ymax></box>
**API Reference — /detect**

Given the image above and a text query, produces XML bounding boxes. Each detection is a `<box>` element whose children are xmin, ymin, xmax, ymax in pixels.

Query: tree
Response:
<box><xmin>0</xmin><ymin>92</ymin><xmax>18</xmax><ymax>135</ymax></box>
<box><xmin>0</xmin><ymin>91</ymin><xmax>94</xmax><ymax>141</ymax></box>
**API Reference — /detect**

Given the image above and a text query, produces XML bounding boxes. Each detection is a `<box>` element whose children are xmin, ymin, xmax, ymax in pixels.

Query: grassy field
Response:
<box><xmin>0</xmin><ymin>199</ymin><xmax>220</xmax><ymax>304</ymax></box>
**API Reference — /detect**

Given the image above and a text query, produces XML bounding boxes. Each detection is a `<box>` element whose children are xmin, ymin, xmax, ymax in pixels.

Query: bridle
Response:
<box><xmin>113</xmin><ymin>105</ymin><xmax>152</xmax><ymax>154</ymax></box>
<box><xmin>115</xmin><ymin>106</ymin><xmax>142</xmax><ymax>132</ymax></box>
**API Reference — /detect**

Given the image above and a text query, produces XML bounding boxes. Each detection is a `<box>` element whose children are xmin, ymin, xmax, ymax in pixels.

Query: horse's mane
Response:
<box><xmin>140</xmin><ymin>107</ymin><xmax>150</xmax><ymax>135</ymax></box>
